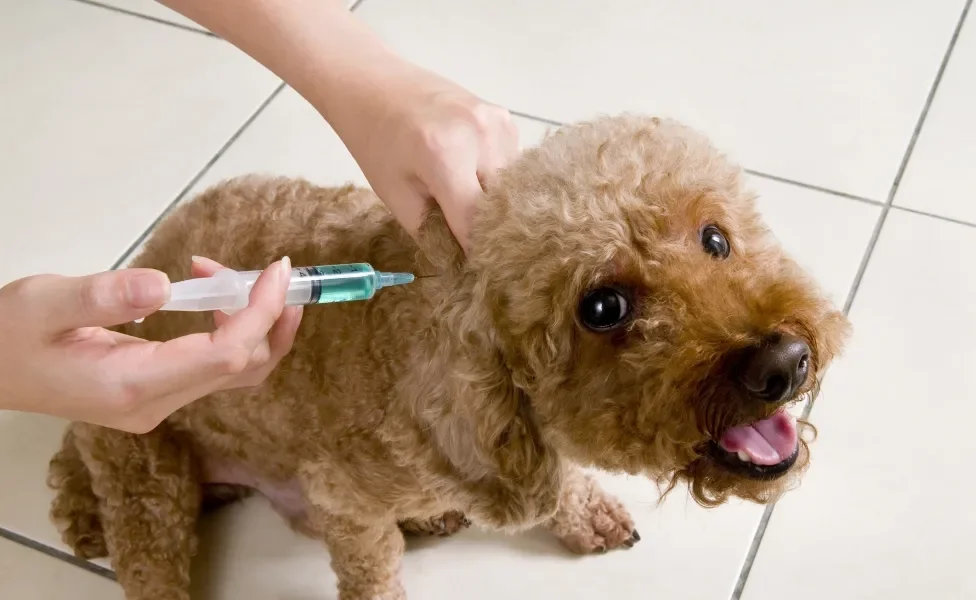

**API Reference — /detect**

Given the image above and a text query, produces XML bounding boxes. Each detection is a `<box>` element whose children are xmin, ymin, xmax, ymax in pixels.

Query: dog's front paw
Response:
<box><xmin>398</xmin><ymin>511</ymin><xmax>471</xmax><ymax>537</ymax></box>
<box><xmin>339</xmin><ymin>585</ymin><xmax>405</xmax><ymax>600</ymax></box>
<box><xmin>547</xmin><ymin>473</ymin><xmax>639</xmax><ymax>554</ymax></box>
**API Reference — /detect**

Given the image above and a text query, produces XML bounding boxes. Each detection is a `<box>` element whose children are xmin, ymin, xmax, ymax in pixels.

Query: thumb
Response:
<box><xmin>37</xmin><ymin>269</ymin><xmax>171</xmax><ymax>333</ymax></box>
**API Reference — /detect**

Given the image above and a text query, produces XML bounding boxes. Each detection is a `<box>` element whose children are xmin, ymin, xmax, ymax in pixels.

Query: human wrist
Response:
<box><xmin>310</xmin><ymin>58</ymin><xmax>441</xmax><ymax>180</ymax></box>
<box><xmin>303</xmin><ymin>45</ymin><xmax>409</xmax><ymax>125</ymax></box>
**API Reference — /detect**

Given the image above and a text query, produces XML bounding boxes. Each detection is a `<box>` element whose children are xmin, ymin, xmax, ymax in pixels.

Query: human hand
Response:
<box><xmin>158</xmin><ymin>0</ymin><xmax>517</xmax><ymax>250</ymax></box>
<box><xmin>333</xmin><ymin>65</ymin><xmax>520</xmax><ymax>251</ymax></box>
<box><xmin>0</xmin><ymin>257</ymin><xmax>302</xmax><ymax>432</ymax></box>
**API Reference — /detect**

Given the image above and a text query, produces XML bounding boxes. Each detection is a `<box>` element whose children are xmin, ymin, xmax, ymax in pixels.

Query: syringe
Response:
<box><xmin>159</xmin><ymin>263</ymin><xmax>415</xmax><ymax>314</ymax></box>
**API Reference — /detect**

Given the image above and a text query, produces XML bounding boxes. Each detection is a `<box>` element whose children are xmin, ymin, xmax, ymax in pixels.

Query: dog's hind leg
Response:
<box><xmin>48</xmin><ymin>427</ymin><xmax>108</xmax><ymax>559</ymax></box>
<box><xmin>73</xmin><ymin>423</ymin><xmax>201</xmax><ymax>600</ymax></box>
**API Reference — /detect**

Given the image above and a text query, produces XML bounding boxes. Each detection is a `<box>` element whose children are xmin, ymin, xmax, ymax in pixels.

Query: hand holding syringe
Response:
<box><xmin>161</xmin><ymin>263</ymin><xmax>416</xmax><ymax>314</ymax></box>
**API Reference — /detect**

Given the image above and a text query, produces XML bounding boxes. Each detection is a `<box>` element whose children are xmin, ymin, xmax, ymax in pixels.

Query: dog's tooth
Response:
<box><xmin>737</xmin><ymin>450</ymin><xmax>751</xmax><ymax>462</ymax></box>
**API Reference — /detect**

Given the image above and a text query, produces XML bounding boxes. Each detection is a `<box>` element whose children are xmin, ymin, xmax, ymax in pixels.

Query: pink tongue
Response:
<box><xmin>718</xmin><ymin>409</ymin><xmax>798</xmax><ymax>466</ymax></box>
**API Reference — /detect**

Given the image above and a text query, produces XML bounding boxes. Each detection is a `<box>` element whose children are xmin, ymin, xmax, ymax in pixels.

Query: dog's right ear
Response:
<box><xmin>414</xmin><ymin>207</ymin><xmax>465</xmax><ymax>278</ymax></box>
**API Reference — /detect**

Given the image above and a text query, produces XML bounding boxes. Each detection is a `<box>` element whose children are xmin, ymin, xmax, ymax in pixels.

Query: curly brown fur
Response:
<box><xmin>46</xmin><ymin>115</ymin><xmax>848</xmax><ymax>599</ymax></box>
<box><xmin>68</xmin><ymin>422</ymin><xmax>200</xmax><ymax>600</ymax></box>
<box><xmin>48</xmin><ymin>428</ymin><xmax>107</xmax><ymax>560</ymax></box>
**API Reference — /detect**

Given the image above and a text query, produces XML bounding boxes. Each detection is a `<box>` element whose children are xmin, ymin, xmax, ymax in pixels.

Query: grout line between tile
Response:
<box><xmin>741</xmin><ymin>169</ymin><xmax>882</xmax><ymax>207</ymax></box>
<box><xmin>67</xmin><ymin>0</ymin><xmax>216</xmax><ymax>37</ymax></box>
<box><xmin>839</xmin><ymin>210</ymin><xmax>892</xmax><ymax>315</ymax></box>
<box><xmin>841</xmin><ymin>0</ymin><xmax>971</xmax><ymax>315</ymax></box>
<box><xmin>0</xmin><ymin>528</ymin><xmax>116</xmax><ymax>581</ymax></box>
<box><xmin>729</xmin><ymin>1</ymin><xmax>973</xmax><ymax>598</ymax></box>
<box><xmin>69</xmin><ymin>0</ymin><xmax>369</xmax><ymax>35</ymax></box>
<box><xmin>509</xmin><ymin>109</ymin><xmax>566</xmax><ymax>128</ymax></box>
<box><xmin>891</xmin><ymin>205</ymin><xmax>976</xmax><ymax>230</ymax></box>
<box><xmin>729</xmin><ymin>504</ymin><xmax>775</xmax><ymax>599</ymax></box>
<box><xmin>111</xmin><ymin>83</ymin><xmax>287</xmax><ymax>269</ymax></box>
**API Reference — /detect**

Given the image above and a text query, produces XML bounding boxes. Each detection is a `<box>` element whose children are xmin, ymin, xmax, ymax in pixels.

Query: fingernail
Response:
<box><xmin>191</xmin><ymin>255</ymin><xmax>204</xmax><ymax>264</ymax></box>
<box><xmin>280</xmin><ymin>256</ymin><xmax>292</xmax><ymax>287</ymax></box>
<box><xmin>126</xmin><ymin>271</ymin><xmax>170</xmax><ymax>308</ymax></box>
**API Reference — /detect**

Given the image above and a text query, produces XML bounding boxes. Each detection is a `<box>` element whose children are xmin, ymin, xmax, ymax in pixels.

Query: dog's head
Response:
<box><xmin>416</xmin><ymin>115</ymin><xmax>849</xmax><ymax>508</ymax></box>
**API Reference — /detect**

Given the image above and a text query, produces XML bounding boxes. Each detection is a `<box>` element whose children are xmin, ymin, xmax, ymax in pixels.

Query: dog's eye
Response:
<box><xmin>579</xmin><ymin>288</ymin><xmax>630</xmax><ymax>331</ymax></box>
<box><xmin>701</xmin><ymin>225</ymin><xmax>730</xmax><ymax>258</ymax></box>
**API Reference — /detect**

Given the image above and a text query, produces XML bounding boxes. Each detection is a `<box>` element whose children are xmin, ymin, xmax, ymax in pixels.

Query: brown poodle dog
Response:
<box><xmin>47</xmin><ymin>115</ymin><xmax>849</xmax><ymax>600</ymax></box>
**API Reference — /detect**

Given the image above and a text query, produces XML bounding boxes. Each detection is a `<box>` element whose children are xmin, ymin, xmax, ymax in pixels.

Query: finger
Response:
<box><xmin>194</xmin><ymin>257</ymin><xmax>232</xmax><ymax>331</ymax></box>
<box><xmin>267</xmin><ymin>305</ymin><xmax>303</xmax><ymax>362</ymax></box>
<box><xmin>378</xmin><ymin>181</ymin><xmax>437</xmax><ymax>237</ymax></box>
<box><xmin>113</xmin><ymin>258</ymin><xmax>292</xmax><ymax>401</ymax></box>
<box><xmin>101</xmin><ymin>329</ymin><xmax>148</xmax><ymax>345</ymax></box>
<box><xmin>209</xmin><ymin>256</ymin><xmax>291</xmax><ymax>356</ymax></box>
<box><xmin>108</xmin><ymin>334</ymin><xmax>236</xmax><ymax>419</ymax></box>
<box><xmin>426</xmin><ymin>166</ymin><xmax>483</xmax><ymax>252</ymax></box>
<box><xmin>238</xmin><ymin>301</ymin><xmax>303</xmax><ymax>375</ymax></box>
<box><xmin>224</xmin><ymin>302</ymin><xmax>302</xmax><ymax>380</ymax></box>
<box><xmin>27</xmin><ymin>269</ymin><xmax>171</xmax><ymax>334</ymax></box>
<box><xmin>189</xmin><ymin>256</ymin><xmax>225</xmax><ymax>279</ymax></box>
<box><xmin>211</xmin><ymin>303</ymin><xmax>301</xmax><ymax>389</ymax></box>
<box><xmin>244</xmin><ymin>338</ymin><xmax>273</xmax><ymax>374</ymax></box>
<box><xmin>211</xmin><ymin>307</ymin><xmax>230</xmax><ymax>330</ymax></box>
<box><xmin>228</xmin><ymin>305</ymin><xmax>302</xmax><ymax>389</ymax></box>
<box><xmin>132</xmin><ymin>306</ymin><xmax>295</xmax><ymax>417</ymax></box>
<box><xmin>481</xmin><ymin>110</ymin><xmax>521</xmax><ymax>171</ymax></box>
<box><xmin>109</xmin><ymin>307</ymin><xmax>293</xmax><ymax>424</ymax></box>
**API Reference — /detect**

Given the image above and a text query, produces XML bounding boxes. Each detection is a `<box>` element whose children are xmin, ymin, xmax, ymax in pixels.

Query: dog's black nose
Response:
<box><xmin>738</xmin><ymin>334</ymin><xmax>810</xmax><ymax>403</ymax></box>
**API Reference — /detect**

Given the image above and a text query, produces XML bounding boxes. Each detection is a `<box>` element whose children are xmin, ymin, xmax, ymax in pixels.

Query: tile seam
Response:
<box><xmin>67</xmin><ymin>0</ymin><xmax>215</xmax><ymax>37</ymax></box>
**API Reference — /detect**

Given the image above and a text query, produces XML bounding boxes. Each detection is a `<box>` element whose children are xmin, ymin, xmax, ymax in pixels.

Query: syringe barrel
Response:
<box><xmin>229</xmin><ymin>264</ymin><xmax>379</xmax><ymax>308</ymax></box>
<box><xmin>160</xmin><ymin>263</ymin><xmax>413</xmax><ymax>314</ymax></box>
<box><xmin>287</xmin><ymin>264</ymin><xmax>380</xmax><ymax>304</ymax></box>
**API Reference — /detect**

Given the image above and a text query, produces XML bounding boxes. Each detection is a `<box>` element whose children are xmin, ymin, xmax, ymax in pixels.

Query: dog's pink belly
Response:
<box><xmin>200</xmin><ymin>455</ymin><xmax>307</xmax><ymax>521</ymax></box>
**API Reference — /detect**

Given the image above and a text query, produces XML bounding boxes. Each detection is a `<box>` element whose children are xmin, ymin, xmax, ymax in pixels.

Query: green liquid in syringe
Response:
<box><xmin>293</xmin><ymin>264</ymin><xmax>381</xmax><ymax>304</ymax></box>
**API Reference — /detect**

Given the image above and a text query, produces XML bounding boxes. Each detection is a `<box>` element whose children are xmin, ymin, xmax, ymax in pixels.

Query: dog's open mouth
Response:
<box><xmin>709</xmin><ymin>409</ymin><xmax>799</xmax><ymax>479</ymax></box>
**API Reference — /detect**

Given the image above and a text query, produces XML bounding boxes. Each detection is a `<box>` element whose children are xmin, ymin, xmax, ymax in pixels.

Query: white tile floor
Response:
<box><xmin>0</xmin><ymin>0</ymin><xmax>973</xmax><ymax>598</ymax></box>
<box><xmin>0</xmin><ymin>537</ymin><xmax>121</xmax><ymax>599</ymax></box>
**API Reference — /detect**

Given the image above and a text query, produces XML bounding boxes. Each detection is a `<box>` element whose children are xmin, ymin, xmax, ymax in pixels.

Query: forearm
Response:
<box><xmin>157</xmin><ymin>0</ymin><xmax>410</xmax><ymax>128</ymax></box>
